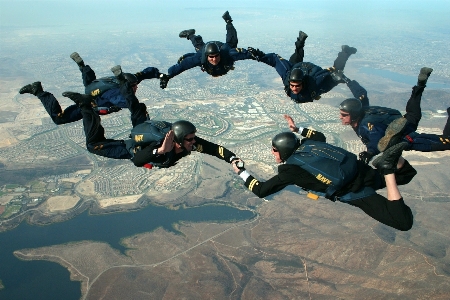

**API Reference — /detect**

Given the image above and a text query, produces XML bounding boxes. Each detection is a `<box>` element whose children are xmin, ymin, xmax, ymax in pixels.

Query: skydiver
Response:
<box><xmin>247</xmin><ymin>37</ymin><xmax>358</xmax><ymax>104</ymax></box>
<box><xmin>62</xmin><ymin>65</ymin><xmax>241</xmax><ymax>169</ymax></box>
<box><xmin>159</xmin><ymin>11</ymin><xmax>260</xmax><ymax>88</ymax></box>
<box><xmin>338</xmin><ymin>67</ymin><xmax>450</xmax><ymax>164</ymax></box>
<box><xmin>230</xmin><ymin>119</ymin><xmax>417</xmax><ymax>231</ymax></box>
<box><xmin>18</xmin><ymin>52</ymin><xmax>161</xmax><ymax>125</ymax></box>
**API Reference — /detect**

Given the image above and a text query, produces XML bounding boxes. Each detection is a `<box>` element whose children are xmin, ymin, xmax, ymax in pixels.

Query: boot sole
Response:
<box><xmin>70</xmin><ymin>52</ymin><xmax>83</xmax><ymax>64</ymax></box>
<box><xmin>179</xmin><ymin>29</ymin><xmax>195</xmax><ymax>38</ymax></box>
<box><xmin>377</xmin><ymin>117</ymin><xmax>407</xmax><ymax>152</ymax></box>
<box><xmin>110</xmin><ymin>65</ymin><xmax>123</xmax><ymax>77</ymax></box>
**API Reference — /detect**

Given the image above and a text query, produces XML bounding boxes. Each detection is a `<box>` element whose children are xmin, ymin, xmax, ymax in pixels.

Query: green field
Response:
<box><xmin>0</xmin><ymin>204</ymin><xmax>21</xmax><ymax>219</ymax></box>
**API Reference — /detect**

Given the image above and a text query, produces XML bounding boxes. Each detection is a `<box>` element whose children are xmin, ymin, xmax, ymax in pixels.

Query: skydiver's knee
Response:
<box><xmin>397</xmin><ymin>218</ymin><xmax>413</xmax><ymax>231</ymax></box>
<box><xmin>395</xmin><ymin>207</ymin><xmax>414</xmax><ymax>231</ymax></box>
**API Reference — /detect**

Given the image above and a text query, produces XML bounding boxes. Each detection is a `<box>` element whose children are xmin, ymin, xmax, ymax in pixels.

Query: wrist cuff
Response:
<box><xmin>239</xmin><ymin>170</ymin><xmax>250</xmax><ymax>182</ymax></box>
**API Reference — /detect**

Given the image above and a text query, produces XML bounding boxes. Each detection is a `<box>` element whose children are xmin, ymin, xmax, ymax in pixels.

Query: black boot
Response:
<box><xmin>342</xmin><ymin>45</ymin><xmax>357</xmax><ymax>55</ymax></box>
<box><xmin>110</xmin><ymin>65</ymin><xmax>127</xmax><ymax>84</ymax></box>
<box><xmin>179</xmin><ymin>29</ymin><xmax>195</xmax><ymax>39</ymax></box>
<box><xmin>70</xmin><ymin>52</ymin><xmax>85</xmax><ymax>68</ymax></box>
<box><xmin>62</xmin><ymin>91</ymin><xmax>93</xmax><ymax>108</ymax></box>
<box><xmin>417</xmin><ymin>67</ymin><xmax>433</xmax><ymax>87</ymax></box>
<box><xmin>222</xmin><ymin>11</ymin><xmax>233</xmax><ymax>23</ymax></box>
<box><xmin>372</xmin><ymin>142</ymin><xmax>408</xmax><ymax>175</ymax></box>
<box><xmin>19</xmin><ymin>81</ymin><xmax>43</xmax><ymax>96</ymax></box>
<box><xmin>295</xmin><ymin>31</ymin><xmax>308</xmax><ymax>48</ymax></box>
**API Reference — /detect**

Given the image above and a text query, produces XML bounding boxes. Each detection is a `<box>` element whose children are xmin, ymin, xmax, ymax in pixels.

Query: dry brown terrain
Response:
<box><xmin>45</xmin><ymin>195</ymin><xmax>80</xmax><ymax>212</ymax></box>
<box><xmin>16</xmin><ymin>195</ymin><xmax>450</xmax><ymax>300</ymax></box>
<box><xmin>15</xmin><ymin>158</ymin><xmax>450</xmax><ymax>299</ymax></box>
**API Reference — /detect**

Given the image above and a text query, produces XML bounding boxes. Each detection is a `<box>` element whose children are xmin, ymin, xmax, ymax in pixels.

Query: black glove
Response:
<box><xmin>159</xmin><ymin>74</ymin><xmax>170</xmax><ymax>89</ymax></box>
<box><xmin>230</xmin><ymin>157</ymin><xmax>245</xmax><ymax>170</ymax></box>
<box><xmin>247</xmin><ymin>47</ymin><xmax>265</xmax><ymax>61</ymax></box>
<box><xmin>359</xmin><ymin>151</ymin><xmax>374</xmax><ymax>164</ymax></box>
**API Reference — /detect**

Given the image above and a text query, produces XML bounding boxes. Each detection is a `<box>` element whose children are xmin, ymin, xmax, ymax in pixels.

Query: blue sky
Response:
<box><xmin>1</xmin><ymin>0</ymin><xmax>449</xmax><ymax>33</ymax></box>
<box><xmin>1</xmin><ymin>0</ymin><xmax>449</xmax><ymax>83</ymax></box>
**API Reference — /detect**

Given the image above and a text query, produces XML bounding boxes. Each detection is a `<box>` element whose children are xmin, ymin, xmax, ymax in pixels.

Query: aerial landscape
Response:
<box><xmin>0</xmin><ymin>0</ymin><xmax>449</xmax><ymax>299</ymax></box>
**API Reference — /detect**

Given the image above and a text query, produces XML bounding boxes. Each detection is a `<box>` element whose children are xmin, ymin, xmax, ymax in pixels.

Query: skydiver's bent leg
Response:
<box><xmin>347</xmin><ymin>80</ymin><xmax>369</xmax><ymax>107</ymax></box>
<box><xmin>225</xmin><ymin>22</ymin><xmax>238</xmax><ymax>48</ymax></box>
<box><xmin>38</xmin><ymin>92</ymin><xmax>83</xmax><ymax>125</ymax></box>
<box><xmin>289</xmin><ymin>46</ymin><xmax>304</xmax><ymax>65</ymax></box>
<box><xmin>80</xmin><ymin>106</ymin><xmax>132</xmax><ymax>159</ymax></box>
<box><xmin>403</xmin><ymin>85</ymin><xmax>425</xmax><ymax>129</ymax></box>
<box><xmin>289</xmin><ymin>31</ymin><xmax>307</xmax><ymax>64</ymax></box>
<box><xmin>393</xmin><ymin>159</ymin><xmax>417</xmax><ymax>185</ymax></box>
<box><xmin>377</xmin><ymin>159</ymin><xmax>417</xmax><ymax>188</ymax></box>
<box><xmin>347</xmin><ymin>195</ymin><xmax>413</xmax><ymax>231</ymax></box>
<box><xmin>119</xmin><ymin>83</ymin><xmax>149</xmax><ymax>127</ymax></box>
<box><xmin>315</xmin><ymin>69</ymin><xmax>339</xmax><ymax>95</ymax></box>
<box><xmin>332</xmin><ymin>45</ymin><xmax>357</xmax><ymax>71</ymax></box>
<box><xmin>404</xmin><ymin>132</ymin><xmax>450</xmax><ymax>151</ymax></box>
<box><xmin>354</xmin><ymin>151</ymin><xmax>413</xmax><ymax>231</ymax></box>
<box><xmin>189</xmin><ymin>34</ymin><xmax>205</xmax><ymax>52</ymax></box>
<box><xmin>81</xmin><ymin>65</ymin><xmax>97</xmax><ymax>87</ymax></box>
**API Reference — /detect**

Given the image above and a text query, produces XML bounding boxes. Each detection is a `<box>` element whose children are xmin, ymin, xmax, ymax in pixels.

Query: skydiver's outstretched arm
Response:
<box><xmin>347</xmin><ymin>80</ymin><xmax>369</xmax><ymax>107</ymax></box>
<box><xmin>193</xmin><ymin>136</ymin><xmax>237</xmax><ymax>163</ymax></box>
<box><xmin>283</xmin><ymin>114</ymin><xmax>326</xmax><ymax>141</ymax></box>
<box><xmin>229</xmin><ymin>47</ymin><xmax>259</xmax><ymax>62</ymax></box>
<box><xmin>167</xmin><ymin>52</ymin><xmax>202</xmax><ymax>78</ymax></box>
<box><xmin>135</xmin><ymin>67</ymin><xmax>161</xmax><ymax>83</ymax></box>
<box><xmin>257</xmin><ymin>53</ymin><xmax>293</xmax><ymax>81</ymax></box>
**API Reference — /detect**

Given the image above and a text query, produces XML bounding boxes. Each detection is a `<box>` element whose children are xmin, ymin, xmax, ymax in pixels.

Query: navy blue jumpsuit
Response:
<box><xmin>350</xmin><ymin>83</ymin><xmax>450</xmax><ymax>154</ymax></box>
<box><xmin>167</xmin><ymin>23</ymin><xmax>256</xmax><ymax>78</ymax></box>
<box><xmin>36</xmin><ymin>66</ymin><xmax>160</xmax><ymax>125</ymax></box>
<box><xmin>80</xmin><ymin>82</ymin><xmax>237</xmax><ymax>165</ymax></box>
<box><xmin>257</xmin><ymin>49</ymin><xmax>354</xmax><ymax>103</ymax></box>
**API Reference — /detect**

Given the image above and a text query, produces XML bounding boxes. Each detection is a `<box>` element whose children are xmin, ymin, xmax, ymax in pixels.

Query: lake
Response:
<box><xmin>0</xmin><ymin>204</ymin><xmax>254</xmax><ymax>299</ymax></box>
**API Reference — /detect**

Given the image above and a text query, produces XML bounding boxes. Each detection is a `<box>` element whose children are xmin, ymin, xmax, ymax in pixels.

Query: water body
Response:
<box><xmin>359</xmin><ymin>67</ymin><xmax>450</xmax><ymax>89</ymax></box>
<box><xmin>0</xmin><ymin>204</ymin><xmax>254</xmax><ymax>299</ymax></box>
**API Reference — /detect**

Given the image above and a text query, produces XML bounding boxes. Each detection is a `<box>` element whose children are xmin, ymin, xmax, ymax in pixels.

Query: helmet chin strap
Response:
<box><xmin>174</xmin><ymin>142</ymin><xmax>184</xmax><ymax>153</ymax></box>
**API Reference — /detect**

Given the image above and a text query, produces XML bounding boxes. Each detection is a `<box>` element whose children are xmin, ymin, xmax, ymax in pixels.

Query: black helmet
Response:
<box><xmin>272</xmin><ymin>132</ymin><xmax>300</xmax><ymax>161</ymax></box>
<box><xmin>289</xmin><ymin>68</ymin><xmax>304</xmax><ymax>82</ymax></box>
<box><xmin>204</xmin><ymin>42</ymin><xmax>220</xmax><ymax>56</ymax></box>
<box><xmin>123</xmin><ymin>73</ymin><xmax>138</xmax><ymax>85</ymax></box>
<box><xmin>339</xmin><ymin>98</ymin><xmax>363</xmax><ymax>121</ymax></box>
<box><xmin>172</xmin><ymin>120</ymin><xmax>197</xmax><ymax>144</ymax></box>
